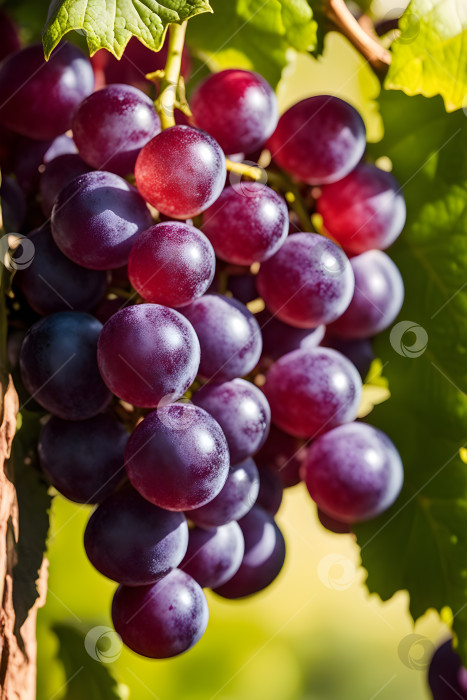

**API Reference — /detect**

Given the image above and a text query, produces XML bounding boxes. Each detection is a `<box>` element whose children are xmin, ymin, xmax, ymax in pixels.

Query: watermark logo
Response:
<box><xmin>84</xmin><ymin>626</ymin><xmax>123</xmax><ymax>663</ymax></box>
<box><xmin>317</xmin><ymin>553</ymin><xmax>356</xmax><ymax>591</ymax></box>
<box><xmin>0</xmin><ymin>233</ymin><xmax>35</xmax><ymax>271</ymax></box>
<box><xmin>398</xmin><ymin>634</ymin><xmax>434</xmax><ymax>670</ymax></box>
<box><xmin>390</xmin><ymin>320</ymin><xmax>428</xmax><ymax>358</ymax></box>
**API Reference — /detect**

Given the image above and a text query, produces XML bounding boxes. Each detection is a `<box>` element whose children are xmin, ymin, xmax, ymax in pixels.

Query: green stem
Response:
<box><xmin>267</xmin><ymin>171</ymin><xmax>313</xmax><ymax>232</ymax></box>
<box><xmin>225</xmin><ymin>159</ymin><xmax>264</xmax><ymax>181</ymax></box>
<box><xmin>156</xmin><ymin>21</ymin><xmax>187</xmax><ymax>129</ymax></box>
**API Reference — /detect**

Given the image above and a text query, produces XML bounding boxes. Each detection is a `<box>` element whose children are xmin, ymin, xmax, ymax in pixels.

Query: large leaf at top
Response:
<box><xmin>355</xmin><ymin>91</ymin><xmax>467</xmax><ymax>662</ymax></box>
<box><xmin>42</xmin><ymin>0</ymin><xmax>213</xmax><ymax>59</ymax></box>
<box><xmin>187</xmin><ymin>0</ymin><xmax>317</xmax><ymax>87</ymax></box>
<box><xmin>386</xmin><ymin>0</ymin><xmax>467</xmax><ymax>112</ymax></box>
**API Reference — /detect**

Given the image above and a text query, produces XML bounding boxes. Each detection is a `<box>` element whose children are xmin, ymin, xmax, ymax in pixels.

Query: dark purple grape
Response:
<box><xmin>72</xmin><ymin>84</ymin><xmax>161</xmax><ymax>176</ymax></box>
<box><xmin>135</xmin><ymin>125</ymin><xmax>226</xmax><ymax>219</ymax></box>
<box><xmin>317</xmin><ymin>508</ymin><xmax>351</xmax><ymax>534</ymax></box>
<box><xmin>255</xmin><ymin>425</ymin><xmax>307</xmax><ymax>488</ymax></box>
<box><xmin>321</xmin><ymin>334</ymin><xmax>374</xmax><ymax>381</ymax></box>
<box><xmin>327</xmin><ymin>250</ymin><xmax>404</xmax><ymax>338</ymax></box>
<box><xmin>256</xmin><ymin>233</ymin><xmax>354</xmax><ymax>329</ymax></box>
<box><xmin>202</xmin><ymin>183</ymin><xmax>288</xmax><ymax>265</ymax></box>
<box><xmin>13</xmin><ymin>134</ymin><xmax>77</xmax><ymax>194</ymax></box>
<box><xmin>93</xmin><ymin>296</ymin><xmax>128</xmax><ymax>324</ymax></box>
<box><xmin>317</xmin><ymin>163</ymin><xmax>406</xmax><ymax>254</ymax></box>
<box><xmin>192</xmin><ymin>378</ymin><xmax>270</xmax><ymax>463</ymax></box>
<box><xmin>1</xmin><ymin>176</ymin><xmax>26</xmax><ymax>231</ymax></box>
<box><xmin>191</xmin><ymin>69</ymin><xmax>278</xmax><ymax>155</ymax></box>
<box><xmin>16</xmin><ymin>226</ymin><xmax>107</xmax><ymax>315</ymax></box>
<box><xmin>128</xmin><ymin>222</ymin><xmax>215</xmax><ymax>307</ymax></box>
<box><xmin>112</xmin><ymin>569</ymin><xmax>208</xmax><ymax>658</ymax></box>
<box><xmin>428</xmin><ymin>639</ymin><xmax>467</xmax><ymax>700</ymax></box>
<box><xmin>38</xmin><ymin>413</ymin><xmax>127</xmax><ymax>503</ymax></box>
<box><xmin>268</xmin><ymin>95</ymin><xmax>366</xmax><ymax>185</ymax></box>
<box><xmin>0</xmin><ymin>11</ymin><xmax>20</xmax><ymax>62</ymax></box>
<box><xmin>84</xmin><ymin>487</ymin><xmax>188</xmax><ymax>585</ymax></box>
<box><xmin>304</xmin><ymin>422</ymin><xmax>404</xmax><ymax>523</ymax></box>
<box><xmin>39</xmin><ymin>154</ymin><xmax>92</xmax><ymax>216</ymax></box>
<box><xmin>264</xmin><ymin>347</ymin><xmax>362</xmax><ymax>438</ymax></box>
<box><xmin>182</xmin><ymin>295</ymin><xmax>262</xmax><ymax>382</ymax></box>
<box><xmin>213</xmin><ymin>506</ymin><xmax>285</xmax><ymax>598</ymax></box>
<box><xmin>257</xmin><ymin>467</ymin><xmax>283</xmax><ymax>515</ymax></box>
<box><xmin>124</xmin><ymin>404</ymin><xmax>229</xmax><ymax>511</ymax></box>
<box><xmin>227</xmin><ymin>273</ymin><xmax>259</xmax><ymax>304</ymax></box>
<box><xmin>257</xmin><ymin>309</ymin><xmax>325</xmax><ymax>367</ymax></box>
<box><xmin>19</xmin><ymin>311</ymin><xmax>111</xmax><ymax>420</ymax></box>
<box><xmin>0</xmin><ymin>43</ymin><xmax>94</xmax><ymax>140</ymax></box>
<box><xmin>97</xmin><ymin>304</ymin><xmax>200</xmax><ymax>407</ymax></box>
<box><xmin>181</xmin><ymin>521</ymin><xmax>244</xmax><ymax>589</ymax></box>
<box><xmin>187</xmin><ymin>457</ymin><xmax>259</xmax><ymax>528</ymax></box>
<box><xmin>51</xmin><ymin>170</ymin><xmax>152</xmax><ymax>270</ymax></box>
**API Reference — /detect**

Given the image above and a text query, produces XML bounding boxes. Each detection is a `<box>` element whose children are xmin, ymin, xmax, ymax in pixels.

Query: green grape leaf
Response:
<box><xmin>187</xmin><ymin>0</ymin><xmax>317</xmax><ymax>87</ymax></box>
<box><xmin>53</xmin><ymin>623</ymin><xmax>127</xmax><ymax>700</ymax></box>
<box><xmin>355</xmin><ymin>91</ymin><xmax>467</xmax><ymax>663</ymax></box>
<box><xmin>42</xmin><ymin>0</ymin><xmax>213</xmax><ymax>59</ymax></box>
<box><xmin>385</xmin><ymin>0</ymin><xmax>467</xmax><ymax>112</ymax></box>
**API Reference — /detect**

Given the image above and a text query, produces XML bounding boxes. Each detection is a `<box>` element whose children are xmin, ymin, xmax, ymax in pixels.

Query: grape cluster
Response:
<box><xmin>1</xmin><ymin>27</ymin><xmax>406</xmax><ymax>661</ymax></box>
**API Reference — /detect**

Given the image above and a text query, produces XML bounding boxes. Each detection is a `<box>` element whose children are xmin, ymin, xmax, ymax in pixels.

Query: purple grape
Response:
<box><xmin>112</xmin><ymin>569</ymin><xmax>208</xmax><ymax>658</ymax></box>
<box><xmin>321</xmin><ymin>334</ymin><xmax>375</xmax><ymax>381</ymax></box>
<box><xmin>227</xmin><ymin>273</ymin><xmax>259</xmax><ymax>304</ymax></box>
<box><xmin>264</xmin><ymin>347</ymin><xmax>362</xmax><ymax>438</ymax></box>
<box><xmin>93</xmin><ymin>296</ymin><xmax>128</xmax><ymax>324</ymax></box>
<box><xmin>268</xmin><ymin>95</ymin><xmax>366</xmax><ymax>185</ymax></box>
<box><xmin>97</xmin><ymin>304</ymin><xmax>200</xmax><ymax>407</ymax></box>
<box><xmin>317</xmin><ymin>508</ymin><xmax>351</xmax><ymax>534</ymax></box>
<box><xmin>84</xmin><ymin>487</ymin><xmax>189</xmax><ymax>585</ymax></box>
<box><xmin>214</xmin><ymin>506</ymin><xmax>285</xmax><ymax>598</ymax></box>
<box><xmin>0</xmin><ymin>11</ymin><xmax>20</xmax><ymax>62</ymax></box>
<box><xmin>39</xmin><ymin>154</ymin><xmax>92</xmax><ymax>216</ymax></box>
<box><xmin>181</xmin><ymin>521</ymin><xmax>244</xmax><ymax>589</ymax></box>
<box><xmin>124</xmin><ymin>404</ymin><xmax>229</xmax><ymax>511</ymax></box>
<box><xmin>128</xmin><ymin>222</ymin><xmax>216</xmax><ymax>307</ymax></box>
<box><xmin>19</xmin><ymin>311</ymin><xmax>111</xmax><ymax>420</ymax></box>
<box><xmin>255</xmin><ymin>425</ymin><xmax>307</xmax><ymax>488</ymax></box>
<box><xmin>202</xmin><ymin>183</ymin><xmax>288</xmax><ymax>265</ymax></box>
<box><xmin>135</xmin><ymin>125</ymin><xmax>226</xmax><ymax>219</ymax></box>
<box><xmin>38</xmin><ymin>413</ymin><xmax>127</xmax><ymax>503</ymax></box>
<box><xmin>72</xmin><ymin>84</ymin><xmax>161</xmax><ymax>176</ymax></box>
<box><xmin>182</xmin><ymin>295</ymin><xmax>262</xmax><ymax>382</ymax></box>
<box><xmin>1</xmin><ymin>176</ymin><xmax>26</xmax><ymax>231</ymax></box>
<box><xmin>256</xmin><ymin>309</ymin><xmax>325</xmax><ymax>367</ymax></box>
<box><xmin>257</xmin><ymin>467</ymin><xmax>283</xmax><ymax>515</ymax></box>
<box><xmin>304</xmin><ymin>422</ymin><xmax>404</xmax><ymax>523</ymax></box>
<box><xmin>192</xmin><ymin>378</ymin><xmax>270</xmax><ymax>464</ymax></box>
<box><xmin>428</xmin><ymin>639</ymin><xmax>467</xmax><ymax>700</ymax></box>
<box><xmin>327</xmin><ymin>250</ymin><xmax>404</xmax><ymax>339</ymax></box>
<box><xmin>187</xmin><ymin>457</ymin><xmax>260</xmax><ymax>528</ymax></box>
<box><xmin>256</xmin><ymin>233</ymin><xmax>355</xmax><ymax>329</ymax></box>
<box><xmin>51</xmin><ymin>170</ymin><xmax>152</xmax><ymax>270</ymax></box>
<box><xmin>317</xmin><ymin>163</ymin><xmax>406</xmax><ymax>254</ymax></box>
<box><xmin>0</xmin><ymin>43</ymin><xmax>94</xmax><ymax>140</ymax></box>
<box><xmin>191</xmin><ymin>69</ymin><xmax>278</xmax><ymax>154</ymax></box>
<box><xmin>16</xmin><ymin>226</ymin><xmax>107</xmax><ymax>316</ymax></box>
<box><xmin>13</xmin><ymin>134</ymin><xmax>77</xmax><ymax>194</ymax></box>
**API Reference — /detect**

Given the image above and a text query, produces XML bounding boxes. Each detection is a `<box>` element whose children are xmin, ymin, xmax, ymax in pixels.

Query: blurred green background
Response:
<box><xmin>36</xmin><ymin>27</ymin><xmax>447</xmax><ymax>700</ymax></box>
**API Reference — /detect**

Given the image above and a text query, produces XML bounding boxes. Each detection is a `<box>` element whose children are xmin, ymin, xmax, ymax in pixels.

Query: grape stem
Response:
<box><xmin>325</xmin><ymin>0</ymin><xmax>391</xmax><ymax>74</ymax></box>
<box><xmin>156</xmin><ymin>21</ymin><xmax>187</xmax><ymax>129</ymax></box>
<box><xmin>267</xmin><ymin>170</ymin><xmax>313</xmax><ymax>232</ymax></box>
<box><xmin>225</xmin><ymin>159</ymin><xmax>264</xmax><ymax>181</ymax></box>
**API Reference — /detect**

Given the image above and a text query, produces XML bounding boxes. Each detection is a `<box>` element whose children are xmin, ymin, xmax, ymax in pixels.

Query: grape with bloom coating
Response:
<box><xmin>181</xmin><ymin>522</ymin><xmax>245</xmax><ymax>589</ymax></box>
<box><xmin>97</xmin><ymin>304</ymin><xmax>200</xmax><ymax>408</ymax></box>
<box><xmin>135</xmin><ymin>126</ymin><xmax>226</xmax><ymax>219</ymax></box>
<box><xmin>128</xmin><ymin>222</ymin><xmax>215</xmax><ymax>307</ymax></box>
<box><xmin>304</xmin><ymin>422</ymin><xmax>404</xmax><ymax>523</ymax></box>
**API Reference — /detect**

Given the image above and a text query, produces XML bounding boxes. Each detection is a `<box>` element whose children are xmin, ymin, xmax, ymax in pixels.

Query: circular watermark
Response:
<box><xmin>398</xmin><ymin>634</ymin><xmax>434</xmax><ymax>670</ymax></box>
<box><xmin>390</xmin><ymin>320</ymin><xmax>428</xmax><ymax>358</ymax></box>
<box><xmin>0</xmin><ymin>233</ymin><xmax>35</xmax><ymax>271</ymax></box>
<box><xmin>156</xmin><ymin>396</ymin><xmax>197</xmax><ymax>431</ymax></box>
<box><xmin>228</xmin><ymin>159</ymin><xmax>268</xmax><ymax>196</ymax></box>
<box><xmin>84</xmin><ymin>625</ymin><xmax>123</xmax><ymax>663</ymax></box>
<box><xmin>317</xmin><ymin>553</ymin><xmax>356</xmax><ymax>591</ymax></box>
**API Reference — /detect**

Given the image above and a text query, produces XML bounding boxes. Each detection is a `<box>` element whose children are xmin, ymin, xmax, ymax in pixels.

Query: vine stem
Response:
<box><xmin>325</xmin><ymin>0</ymin><xmax>391</xmax><ymax>74</ymax></box>
<box><xmin>156</xmin><ymin>21</ymin><xmax>187</xmax><ymax>129</ymax></box>
<box><xmin>267</xmin><ymin>171</ymin><xmax>313</xmax><ymax>232</ymax></box>
<box><xmin>225</xmin><ymin>159</ymin><xmax>264</xmax><ymax>181</ymax></box>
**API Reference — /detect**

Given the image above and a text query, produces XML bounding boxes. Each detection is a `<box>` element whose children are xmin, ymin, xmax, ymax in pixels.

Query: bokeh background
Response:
<box><xmin>35</xmin><ymin>22</ymin><xmax>449</xmax><ymax>699</ymax></box>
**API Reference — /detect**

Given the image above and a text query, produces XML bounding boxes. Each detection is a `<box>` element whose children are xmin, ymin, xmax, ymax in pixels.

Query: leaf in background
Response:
<box><xmin>42</xmin><ymin>0</ymin><xmax>213</xmax><ymax>59</ymax></box>
<box><xmin>385</xmin><ymin>0</ymin><xmax>467</xmax><ymax>112</ymax></box>
<box><xmin>12</xmin><ymin>409</ymin><xmax>51</xmax><ymax>640</ymax></box>
<box><xmin>355</xmin><ymin>91</ymin><xmax>467</xmax><ymax>663</ymax></box>
<box><xmin>53</xmin><ymin>623</ymin><xmax>128</xmax><ymax>700</ymax></box>
<box><xmin>187</xmin><ymin>0</ymin><xmax>317</xmax><ymax>88</ymax></box>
